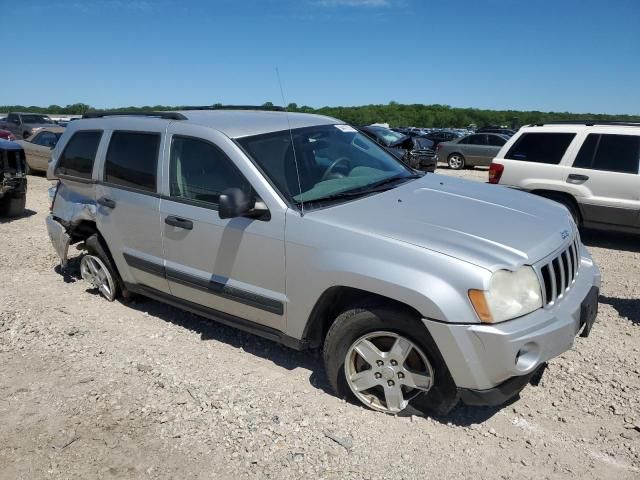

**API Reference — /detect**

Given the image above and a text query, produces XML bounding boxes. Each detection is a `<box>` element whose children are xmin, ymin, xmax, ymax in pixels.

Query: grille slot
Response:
<box><xmin>537</xmin><ymin>238</ymin><xmax>581</xmax><ymax>307</ymax></box>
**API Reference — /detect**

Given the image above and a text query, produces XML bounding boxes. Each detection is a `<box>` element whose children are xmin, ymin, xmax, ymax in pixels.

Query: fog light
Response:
<box><xmin>515</xmin><ymin>342</ymin><xmax>540</xmax><ymax>371</ymax></box>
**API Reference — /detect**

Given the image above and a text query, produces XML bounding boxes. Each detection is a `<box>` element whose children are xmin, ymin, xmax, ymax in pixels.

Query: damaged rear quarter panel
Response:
<box><xmin>52</xmin><ymin>181</ymin><xmax>97</xmax><ymax>226</ymax></box>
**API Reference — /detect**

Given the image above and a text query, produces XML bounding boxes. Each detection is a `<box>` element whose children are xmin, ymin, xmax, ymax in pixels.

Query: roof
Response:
<box><xmin>176</xmin><ymin>110</ymin><xmax>342</xmax><ymax>138</ymax></box>
<box><xmin>0</xmin><ymin>139</ymin><xmax>23</xmax><ymax>150</ymax></box>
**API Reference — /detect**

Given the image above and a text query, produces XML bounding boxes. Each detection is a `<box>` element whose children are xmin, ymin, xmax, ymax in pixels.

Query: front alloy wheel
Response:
<box><xmin>344</xmin><ymin>331</ymin><xmax>434</xmax><ymax>414</ymax></box>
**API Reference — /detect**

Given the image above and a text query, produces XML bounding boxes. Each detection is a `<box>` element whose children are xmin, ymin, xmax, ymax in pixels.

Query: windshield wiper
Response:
<box><xmin>299</xmin><ymin>173</ymin><xmax>423</xmax><ymax>205</ymax></box>
<box><xmin>351</xmin><ymin>172</ymin><xmax>422</xmax><ymax>193</ymax></box>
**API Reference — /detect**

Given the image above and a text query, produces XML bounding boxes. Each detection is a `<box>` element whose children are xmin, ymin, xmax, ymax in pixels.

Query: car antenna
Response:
<box><xmin>276</xmin><ymin>66</ymin><xmax>304</xmax><ymax>217</ymax></box>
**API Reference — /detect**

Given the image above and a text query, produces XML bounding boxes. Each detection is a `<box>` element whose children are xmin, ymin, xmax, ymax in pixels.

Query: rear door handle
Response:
<box><xmin>567</xmin><ymin>174</ymin><xmax>589</xmax><ymax>184</ymax></box>
<box><xmin>97</xmin><ymin>197</ymin><xmax>116</xmax><ymax>209</ymax></box>
<box><xmin>165</xmin><ymin>216</ymin><xmax>193</xmax><ymax>230</ymax></box>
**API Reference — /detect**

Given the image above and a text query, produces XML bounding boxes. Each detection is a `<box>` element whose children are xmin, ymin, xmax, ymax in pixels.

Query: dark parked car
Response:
<box><xmin>0</xmin><ymin>140</ymin><xmax>27</xmax><ymax>216</ymax></box>
<box><xmin>422</xmin><ymin>130</ymin><xmax>462</xmax><ymax>148</ymax></box>
<box><xmin>359</xmin><ymin>126</ymin><xmax>437</xmax><ymax>172</ymax></box>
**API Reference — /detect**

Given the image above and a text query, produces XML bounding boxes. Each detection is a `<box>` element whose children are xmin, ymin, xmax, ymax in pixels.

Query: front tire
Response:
<box><xmin>323</xmin><ymin>305</ymin><xmax>459</xmax><ymax>416</ymax></box>
<box><xmin>447</xmin><ymin>153</ymin><xmax>465</xmax><ymax>170</ymax></box>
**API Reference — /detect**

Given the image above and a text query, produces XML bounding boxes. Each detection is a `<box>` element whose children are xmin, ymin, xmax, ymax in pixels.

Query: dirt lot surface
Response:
<box><xmin>1</xmin><ymin>171</ymin><xmax>638</xmax><ymax>479</ymax></box>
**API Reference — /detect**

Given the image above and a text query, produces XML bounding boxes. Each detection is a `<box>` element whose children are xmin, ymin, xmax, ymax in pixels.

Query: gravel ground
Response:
<box><xmin>0</xmin><ymin>171</ymin><xmax>638</xmax><ymax>479</ymax></box>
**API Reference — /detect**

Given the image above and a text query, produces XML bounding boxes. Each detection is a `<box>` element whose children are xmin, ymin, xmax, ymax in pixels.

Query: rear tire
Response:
<box><xmin>323</xmin><ymin>304</ymin><xmax>459</xmax><ymax>416</ymax></box>
<box><xmin>0</xmin><ymin>194</ymin><xmax>26</xmax><ymax>217</ymax></box>
<box><xmin>447</xmin><ymin>153</ymin><xmax>465</xmax><ymax>170</ymax></box>
<box><xmin>83</xmin><ymin>234</ymin><xmax>124</xmax><ymax>301</ymax></box>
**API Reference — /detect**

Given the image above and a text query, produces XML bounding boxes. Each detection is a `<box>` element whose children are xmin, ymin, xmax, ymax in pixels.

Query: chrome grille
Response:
<box><xmin>537</xmin><ymin>236</ymin><xmax>581</xmax><ymax>307</ymax></box>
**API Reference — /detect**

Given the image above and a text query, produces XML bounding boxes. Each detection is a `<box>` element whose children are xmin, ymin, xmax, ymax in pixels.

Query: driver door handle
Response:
<box><xmin>567</xmin><ymin>174</ymin><xmax>589</xmax><ymax>184</ymax></box>
<box><xmin>165</xmin><ymin>216</ymin><xmax>193</xmax><ymax>230</ymax></box>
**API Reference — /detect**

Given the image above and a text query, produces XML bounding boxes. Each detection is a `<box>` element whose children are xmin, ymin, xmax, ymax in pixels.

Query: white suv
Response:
<box><xmin>489</xmin><ymin>122</ymin><xmax>640</xmax><ymax>234</ymax></box>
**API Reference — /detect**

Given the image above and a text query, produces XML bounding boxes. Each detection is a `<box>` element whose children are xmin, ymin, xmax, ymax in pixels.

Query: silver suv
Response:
<box><xmin>46</xmin><ymin>109</ymin><xmax>601</xmax><ymax>416</ymax></box>
<box><xmin>489</xmin><ymin>122</ymin><xmax>640</xmax><ymax>234</ymax></box>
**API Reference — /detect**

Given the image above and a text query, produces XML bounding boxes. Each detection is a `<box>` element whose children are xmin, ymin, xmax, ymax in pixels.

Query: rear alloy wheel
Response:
<box><xmin>447</xmin><ymin>153</ymin><xmax>465</xmax><ymax>170</ymax></box>
<box><xmin>80</xmin><ymin>254</ymin><xmax>117</xmax><ymax>301</ymax></box>
<box><xmin>345</xmin><ymin>331</ymin><xmax>434</xmax><ymax>413</ymax></box>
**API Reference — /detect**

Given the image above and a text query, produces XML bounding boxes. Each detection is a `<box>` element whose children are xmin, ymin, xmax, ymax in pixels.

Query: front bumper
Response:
<box><xmin>423</xmin><ymin>248</ymin><xmax>600</xmax><ymax>405</ymax></box>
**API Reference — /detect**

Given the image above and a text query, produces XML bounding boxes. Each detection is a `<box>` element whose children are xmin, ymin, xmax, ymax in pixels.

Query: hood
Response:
<box><xmin>307</xmin><ymin>174</ymin><xmax>574</xmax><ymax>271</ymax></box>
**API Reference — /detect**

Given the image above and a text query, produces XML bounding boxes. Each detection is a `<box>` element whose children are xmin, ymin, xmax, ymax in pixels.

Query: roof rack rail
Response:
<box><xmin>82</xmin><ymin>111</ymin><xmax>187</xmax><ymax>120</ymax></box>
<box><xmin>177</xmin><ymin>105</ymin><xmax>286</xmax><ymax>112</ymax></box>
<box><xmin>530</xmin><ymin>120</ymin><xmax>640</xmax><ymax>127</ymax></box>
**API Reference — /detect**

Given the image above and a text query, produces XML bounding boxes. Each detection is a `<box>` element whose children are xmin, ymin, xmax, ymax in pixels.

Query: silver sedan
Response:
<box><xmin>437</xmin><ymin>133</ymin><xmax>508</xmax><ymax>170</ymax></box>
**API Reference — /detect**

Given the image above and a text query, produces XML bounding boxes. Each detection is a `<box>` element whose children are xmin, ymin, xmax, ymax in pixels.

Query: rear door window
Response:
<box><xmin>573</xmin><ymin>134</ymin><xmax>640</xmax><ymax>174</ymax></box>
<box><xmin>104</xmin><ymin>131</ymin><xmax>160</xmax><ymax>192</ymax></box>
<box><xmin>505</xmin><ymin>132</ymin><xmax>575</xmax><ymax>164</ymax></box>
<box><xmin>55</xmin><ymin>130</ymin><xmax>103</xmax><ymax>179</ymax></box>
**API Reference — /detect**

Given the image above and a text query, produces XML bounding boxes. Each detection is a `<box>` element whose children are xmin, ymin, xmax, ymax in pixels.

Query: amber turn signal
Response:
<box><xmin>468</xmin><ymin>289</ymin><xmax>493</xmax><ymax>323</ymax></box>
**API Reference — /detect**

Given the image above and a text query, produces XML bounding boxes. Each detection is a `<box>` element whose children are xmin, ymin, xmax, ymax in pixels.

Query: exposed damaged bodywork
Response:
<box><xmin>46</xmin><ymin>183</ymin><xmax>98</xmax><ymax>266</ymax></box>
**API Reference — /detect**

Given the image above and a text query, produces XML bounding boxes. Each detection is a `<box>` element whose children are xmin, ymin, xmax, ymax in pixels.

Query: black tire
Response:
<box><xmin>0</xmin><ymin>194</ymin><xmax>26</xmax><ymax>217</ymax></box>
<box><xmin>323</xmin><ymin>304</ymin><xmax>459</xmax><ymax>416</ymax></box>
<box><xmin>85</xmin><ymin>234</ymin><xmax>125</xmax><ymax>301</ymax></box>
<box><xmin>447</xmin><ymin>153</ymin><xmax>465</xmax><ymax>170</ymax></box>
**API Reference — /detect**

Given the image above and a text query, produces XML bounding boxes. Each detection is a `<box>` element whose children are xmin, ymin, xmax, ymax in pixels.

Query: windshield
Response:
<box><xmin>237</xmin><ymin>124</ymin><xmax>414</xmax><ymax>209</ymax></box>
<box><xmin>22</xmin><ymin>114</ymin><xmax>54</xmax><ymax>124</ymax></box>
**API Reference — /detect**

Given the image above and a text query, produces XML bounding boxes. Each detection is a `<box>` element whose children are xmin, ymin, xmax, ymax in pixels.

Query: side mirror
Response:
<box><xmin>218</xmin><ymin>188</ymin><xmax>255</xmax><ymax>220</ymax></box>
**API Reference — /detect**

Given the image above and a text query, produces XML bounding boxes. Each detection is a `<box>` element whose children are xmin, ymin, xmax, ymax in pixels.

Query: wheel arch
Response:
<box><xmin>301</xmin><ymin>286</ymin><xmax>424</xmax><ymax>349</ymax></box>
<box><xmin>530</xmin><ymin>189</ymin><xmax>583</xmax><ymax>225</ymax></box>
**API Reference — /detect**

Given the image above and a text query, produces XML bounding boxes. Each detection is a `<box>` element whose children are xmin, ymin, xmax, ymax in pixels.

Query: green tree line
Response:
<box><xmin>2</xmin><ymin>102</ymin><xmax>639</xmax><ymax>128</ymax></box>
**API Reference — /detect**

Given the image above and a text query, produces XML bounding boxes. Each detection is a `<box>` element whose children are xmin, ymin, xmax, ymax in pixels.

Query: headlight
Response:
<box><xmin>469</xmin><ymin>266</ymin><xmax>542</xmax><ymax>323</ymax></box>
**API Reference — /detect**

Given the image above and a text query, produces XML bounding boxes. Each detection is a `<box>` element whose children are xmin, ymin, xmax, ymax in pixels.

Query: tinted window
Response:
<box><xmin>573</xmin><ymin>134</ymin><xmax>640</xmax><ymax>174</ymax></box>
<box><xmin>105</xmin><ymin>131</ymin><xmax>160</xmax><ymax>192</ymax></box>
<box><xmin>169</xmin><ymin>136</ymin><xmax>252</xmax><ymax>206</ymax></box>
<box><xmin>21</xmin><ymin>114</ymin><xmax>54</xmax><ymax>124</ymax></box>
<box><xmin>468</xmin><ymin>134</ymin><xmax>487</xmax><ymax>145</ymax></box>
<box><xmin>573</xmin><ymin>134</ymin><xmax>599</xmax><ymax>169</ymax></box>
<box><xmin>487</xmin><ymin>135</ymin><xmax>506</xmax><ymax>146</ymax></box>
<box><xmin>55</xmin><ymin>130</ymin><xmax>102</xmax><ymax>179</ymax></box>
<box><xmin>33</xmin><ymin>131</ymin><xmax>60</xmax><ymax>148</ymax></box>
<box><xmin>506</xmin><ymin>132</ymin><xmax>575</xmax><ymax>164</ymax></box>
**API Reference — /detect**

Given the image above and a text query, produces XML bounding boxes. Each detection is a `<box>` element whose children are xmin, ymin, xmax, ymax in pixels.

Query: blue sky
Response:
<box><xmin>3</xmin><ymin>0</ymin><xmax>639</xmax><ymax>113</ymax></box>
